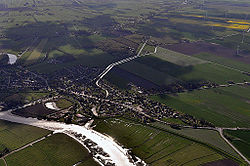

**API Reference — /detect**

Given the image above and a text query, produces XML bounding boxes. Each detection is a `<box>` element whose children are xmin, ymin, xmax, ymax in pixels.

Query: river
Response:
<box><xmin>0</xmin><ymin>110</ymin><xmax>146</xmax><ymax>166</ymax></box>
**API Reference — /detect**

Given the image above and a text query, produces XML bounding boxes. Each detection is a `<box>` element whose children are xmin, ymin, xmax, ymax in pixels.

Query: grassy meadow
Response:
<box><xmin>0</xmin><ymin>0</ymin><xmax>250</xmax><ymax>165</ymax></box>
<box><xmin>151</xmin><ymin>85</ymin><xmax>250</xmax><ymax>128</ymax></box>
<box><xmin>116</xmin><ymin>47</ymin><xmax>249</xmax><ymax>87</ymax></box>
<box><xmin>224</xmin><ymin>130</ymin><xmax>250</xmax><ymax>160</ymax></box>
<box><xmin>24</xmin><ymin>38</ymin><xmax>48</xmax><ymax>65</ymax></box>
<box><xmin>5</xmin><ymin>133</ymin><xmax>98</xmax><ymax>166</ymax></box>
<box><xmin>0</xmin><ymin>159</ymin><xmax>5</xmax><ymax>165</ymax></box>
<box><xmin>152</xmin><ymin>122</ymin><xmax>238</xmax><ymax>156</ymax></box>
<box><xmin>94</xmin><ymin>118</ymin><xmax>241</xmax><ymax>166</ymax></box>
<box><xmin>153</xmin><ymin>47</ymin><xmax>206</xmax><ymax>66</ymax></box>
<box><xmin>4</xmin><ymin>92</ymin><xmax>50</xmax><ymax>104</ymax></box>
<box><xmin>1</xmin><ymin>0</ymin><xmax>250</xmax><ymax>72</ymax></box>
<box><xmin>193</xmin><ymin>53</ymin><xmax>250</xmax><ymax>72</ymax></box>
<box><xmin>0</xmin><ymin>120</ymin><xmax>50</xmax><ymax>152</ymax></box>
<box><xmin>55</xmin><ymin>98</ymin><xmax>73</xmax><ymax>109</ymax></box>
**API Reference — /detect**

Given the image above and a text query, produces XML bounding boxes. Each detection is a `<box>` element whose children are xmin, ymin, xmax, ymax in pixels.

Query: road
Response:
<box><xmin>79</xmin><ymin>88</ymin><xmax>250</xmax><ymax>164</ymax></box>
<box><xmin>186</xmin><ymin>126</ymin><xmax>250</xmax><ymax>164</ymax></box>
<box><xmin>71</xmin><ymin>39</ymin><xmax>249</xmax><ymax>164</ymax></box>
<box><xmin>85</xmin><ymin>40</ymin><xmax>250</xmax><ymax>164</ymax></box>
<box><xmin>218</xmin><ymin>128</ymin><xmax>250</xmax><ymax>165</ymax></box>
<box><xmin>17</xmin><ymin>66</ymin><xmax>50</xmax><ymax>89</ymax></box>
<box><xmin>3</xmin><ymin>158</ymin><xmax>7</xmax><ymax>166</ymax></box>
<box><xmin>95</xmin><ymin>41</ymin><xmax>158</xmax><ymax>97</ymax></box>
<box><xmin>1</xmin><ymin>134</ymin><xmax>52</xmax><ymax>159</ymax></box>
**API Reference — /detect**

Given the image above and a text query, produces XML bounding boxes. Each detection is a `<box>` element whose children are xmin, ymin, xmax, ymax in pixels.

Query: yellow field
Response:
<box><xmin>211</xmin><ymin>23</ymin><xmax>249</xmax><ymax>30</ymax></box>
<box><xmin>227</xmin><ymin>20</ymin><xmax>250</xmax><ymax>25</ymax></box>
<box><xmin>181</xmin><ymin>14</ymin><xmax>250</xmax><ymax>30</ymax></box>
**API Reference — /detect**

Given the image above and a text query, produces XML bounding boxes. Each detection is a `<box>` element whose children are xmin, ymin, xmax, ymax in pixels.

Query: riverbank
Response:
<box><xmin>0</xmin><ymin>110</ymin><xmax>146</xmax><ymax>166</ymax></box>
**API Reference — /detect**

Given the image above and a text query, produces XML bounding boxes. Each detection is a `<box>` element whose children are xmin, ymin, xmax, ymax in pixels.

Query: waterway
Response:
<box><xmin>0</xmin><ymin>110</ymin><xmax>146</xmax><ymax>166</ymax></box>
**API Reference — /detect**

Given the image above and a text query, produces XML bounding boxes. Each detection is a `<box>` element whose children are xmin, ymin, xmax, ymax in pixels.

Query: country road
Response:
<box><xmin>188</xmin><ymin>126</ymin><xmax>250</xmax><ymax>164</ymax></box>
<box><xmin>78</xmin><ymin>88</ymin><xmax>250</xmax><ymax>165</ymax></box>
<box><xmin>95</xmin><ymin>41</ymin><xmax>158</xmax><ymax>97</ymax></box>
<box><xmin>218</xmin><ymin>128</ymin><xmax>250</xmax><ymax>165</ymax></box>
<box><xmin>91</xmin><ymin>41</ymin><xmax>250</xmax><ymax>164</ymax></box>
<box><xmin>1</xmin><ymin>134</ymin><xmax>52</xmax><ymax>159</ymax></box>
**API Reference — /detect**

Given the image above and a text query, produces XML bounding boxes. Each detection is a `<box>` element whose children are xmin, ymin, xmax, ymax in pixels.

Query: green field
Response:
<box><xmin>5</xmin><ymin>92</ymin><xmax>49</xmax><ymax>104</ymax></box>
<box><xmin>118</xmin><ymin>51</ymin><xmax>249</xmax><ymax>87</ymax></box>
<box><xmin>0</xmin><ymin>120</ymin><xmax>50</xmax><ymax>152</ymax></box>
<box><xmin>151</xmin><ymin>85</ymin><xmax>250</xmax><ymax>128</ymax></box>
<box><xmin>93</xmin><ymin>118</ymin><xmax>240</xmax><ymax>166</ymax></box>
<box><xmin>153</xmin><ymin>47</ymin><xmax>206</xmax><ymax>66</ymax></box>
<box><xmin>55</xmin><ymin>98</ymin><xmax>73</xmax><ymax>109</ymax></box>
<box><xmin>1</xmin><ymin>0</ymin><xmax>249</xmax><ymax>71</ymax></box>
<box><xmin>5</xmin><ymin>133</ymin><xmax>98</xmax><ymax>166</ymax></box>
<box><xmin>179</xmin><ymin>63</ymin><xmax>250</xmax><ymax>84</ymax></box>
<box><xmin>224</xmin><ymin>130</ymin><xmax>250</xmax><ymax>160</ymax></box>
<box><xmin>29</xmin><ymin>50</ymin><xmax>115</xmax><ymax>73</ymax></box>
<box><xmin>194</xmin><ymin>53</ymin><xmax>250</xmax><ymax>72</ymax></box>
<box><xmin>152</xmin><ymin>122</ymin><xmax>238</xmax><ymax>156</ymax></box>
<box><xmin>25</xmin><ymin>38</ymin><xmax>48</xmax><ymax>64</ymax></box>
<box><xmin>0</xmin><ymin>159</ymin><xmax>5</xmax><ymax>165</ymax></box>
<box><xmin>0</xmin><ymin>0</ymin><xmax>250</xmax><ymax>165</ymax></box>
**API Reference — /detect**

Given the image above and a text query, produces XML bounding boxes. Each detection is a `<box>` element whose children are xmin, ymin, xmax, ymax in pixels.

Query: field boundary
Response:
<box><xmin>118</xmin><ymin>117</ymin><xmax>246</xmax><ymax>165</ymax></box>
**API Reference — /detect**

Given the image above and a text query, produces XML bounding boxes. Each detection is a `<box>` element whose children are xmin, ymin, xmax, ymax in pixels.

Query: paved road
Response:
<box><xmin>218</xmin><ymin>128</ymin><xmax>250</xmax><ymax>165</ymax></box>
<box><xmin>187</xmin><ymin>126</ymin><xmax>250</xmax><ymax>164</ymax></box>
<box><xmin>95</xmin><ymin>41</ymin><xmax>158</xmax><ymax>97</ymax></box>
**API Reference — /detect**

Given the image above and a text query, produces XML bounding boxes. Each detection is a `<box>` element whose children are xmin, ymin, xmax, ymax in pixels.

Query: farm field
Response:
<box><xmin>179</xmin><ymin>63</ymin><xmax>249</xmax><ymax>84</ymax></box>
<box><xmin>166</xmin><ymin>41</ymin><xmax>250</xmax><ymax>68</ymax></box>
<box><xmin>152</xmin><ymin>122</ymin><xmax>238</xmax><ymax>156</ymax></box>
<box><xmin>0</xmin><ymin>0</ymin><xmax>250</xmax><ymax>165</ymax></box>
<box><xmin>5</xmin><ymin>133</ymin><xmax>98</xmax><ymax>166</ymax></box>
<box><xmin>0</xmin><ymin>0</ymin><xmax>249</xmax><ymax>72</ymax></box>
<box><xmin>24</xmin><ymin>38</ymin><xmax>48</xmax><ymax>65</ymax></box>
<box><xmin>224</xmin><ymin>130</ymin><xmax>250</xmax><ymax>160</ymax></box>
<box><xmin>116</xmin><ymin>47</ymin><xmax>250</xmax><ymax>88</ymax></box>
<box><xmin>151</xmin><ymin>85</ymin><xmax>250</xmax><ymax>128</ymax></box>
<box><xmin>0</xmin><ymin>120</ymin><xmax>50</xmax><ymax>152</ymax></box>
<box><xmin>193</xmin><ymin>53</ymin><xmax>250</xmax><ymax>72</ymax></box>
<box><xmin>29</xmin><ymin>50</ymin><xmax>116</xmax><ymax>73</ymax></box>
<box><xmin>209</xmin><ymin>33</ymin><xmax>250</xmax><ymax>55</ymax></box>
<box><xmin>94</xmin><ymin>118</ymin><xmax>240</xmax><ymax>166</ymax></box>
<box><xmin>153</xmin><ymin>47</ymin><xmax>206</xmax><ymax>66</ymax></box>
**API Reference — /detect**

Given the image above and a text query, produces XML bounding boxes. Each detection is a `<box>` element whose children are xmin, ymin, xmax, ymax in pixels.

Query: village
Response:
<box><xmin>0</xmin><ymin>58</ymin><xmax>216</xmax><ymax>129</ymax></box>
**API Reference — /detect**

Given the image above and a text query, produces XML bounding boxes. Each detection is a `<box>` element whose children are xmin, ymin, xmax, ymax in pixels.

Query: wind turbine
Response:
<box><xmin>241</xmin><ymin>29</ymin><xmax>245</xmax><ymax>44</ymax></box>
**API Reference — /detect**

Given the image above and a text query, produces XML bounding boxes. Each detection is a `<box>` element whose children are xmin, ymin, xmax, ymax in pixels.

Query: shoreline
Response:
<box><xmin>0</xmin><ymin>110</ymin><xmax>147</xmax><ymax>166</ymax></box>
